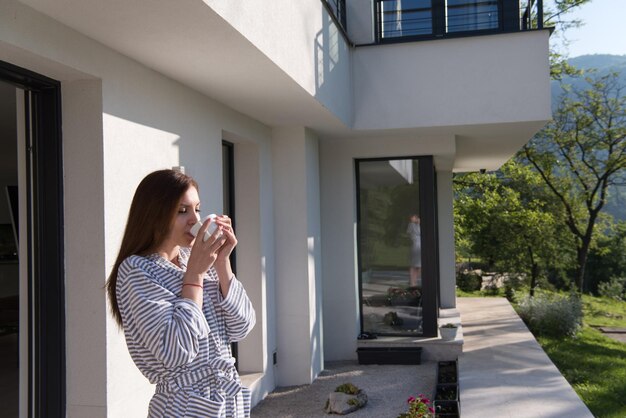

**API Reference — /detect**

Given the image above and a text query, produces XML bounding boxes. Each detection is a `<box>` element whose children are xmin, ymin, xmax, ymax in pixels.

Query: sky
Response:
<box><xmin>547</xmin><ymin>0</ymin><xmax>626</xmax><ymax>58</ymax></box>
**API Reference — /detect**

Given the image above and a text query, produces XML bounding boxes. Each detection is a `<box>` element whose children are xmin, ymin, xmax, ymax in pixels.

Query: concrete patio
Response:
<box><xmin>458</xmin><ymin>297</ymin><xmax>593</xmax><ymax>418</ymax></box>
<box><xmin>251</xmin><ymin>297</ymin><xmax>593</xmax><ymax>417</ymax></box>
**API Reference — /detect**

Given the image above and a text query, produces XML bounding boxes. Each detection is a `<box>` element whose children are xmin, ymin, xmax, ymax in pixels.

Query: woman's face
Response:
<box><xmin>162</xmin><ymin>186</ymin><xmax>201</xmax><ymax>249</ymax></box>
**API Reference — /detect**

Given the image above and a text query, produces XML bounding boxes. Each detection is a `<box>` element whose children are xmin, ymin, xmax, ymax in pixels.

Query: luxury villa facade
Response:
<box><xmin>0</xmin><ymin>0</ymin><xmax>551</xmax><ymax>416</ymax></box>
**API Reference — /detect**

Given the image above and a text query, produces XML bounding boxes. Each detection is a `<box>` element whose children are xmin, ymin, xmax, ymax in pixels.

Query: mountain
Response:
<box><xmin>568</xmin><ymin>54</ymin><xmax>626</xmax><ymax>72</ymax></box>
<box><xmin>551</xmin><ymin>54</ymin><xmax>626</xmax><ymax>222</ymax></box>
<box><xmin>551</xmin><ymin>54</ymin><xmax>626</xmax><ymax>106</ymax></box>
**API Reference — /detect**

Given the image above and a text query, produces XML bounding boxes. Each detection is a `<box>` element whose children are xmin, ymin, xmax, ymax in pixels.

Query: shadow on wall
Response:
<box><xmin>314</xmin><ymin>8</ymin><xmax>352</xmax><ymax>126</ymax></box>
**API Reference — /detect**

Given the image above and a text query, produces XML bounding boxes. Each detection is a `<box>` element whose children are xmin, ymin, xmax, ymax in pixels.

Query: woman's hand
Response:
<box><xmin>214</xmin><ymin>215</ymin><xmax>237</xmax><ymax>264</ymax></box>
<box><xmin>213</xmin><ymin>215</ymin><xmax>237</xmax><ymax>297</ymax></box>
<box><xmin>186</xmin><ymin>217</ymin><xmax>227</xmax><ymax>278</ymax></box>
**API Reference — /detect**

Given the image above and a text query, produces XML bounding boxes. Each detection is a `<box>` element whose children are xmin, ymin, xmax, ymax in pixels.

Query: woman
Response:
<box><xmin>407</xmin><ymin>214</ymin><xmax>421</xmax><ymax>287</ymax></box>
<box><xmin>106</xmin><ymin>169</ymin><xmax>256</xmax><ymax>417</ymax></box>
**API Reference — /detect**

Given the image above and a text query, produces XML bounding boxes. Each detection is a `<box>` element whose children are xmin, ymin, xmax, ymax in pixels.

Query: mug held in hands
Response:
<box><xmin>190</xmin><ymin>214</ymin><xmax>222</xmax><ymax>242</ymax></box>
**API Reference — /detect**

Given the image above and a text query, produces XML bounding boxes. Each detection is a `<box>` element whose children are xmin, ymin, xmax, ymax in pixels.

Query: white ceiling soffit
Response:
<box><xmin>20</xmin><ymin>0</ymin><xmax>348</xmax><ymax>134</ymax></box>
<box><xmin>453</xmin><ymin>120</ymin><xmax>548</xmax><ymax>172</ymax></box>
<box><xmin>19</xmin><ymin>0</ymin><xmax>549</xmax><ymax>167</ymax></box>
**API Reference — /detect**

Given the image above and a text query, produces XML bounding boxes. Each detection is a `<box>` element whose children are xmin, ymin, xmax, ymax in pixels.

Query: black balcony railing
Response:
<box><xmin>325</xmin><ymin>0</ymin><xmax>347</xmax><ymax>30</ymax></box>
<box><xmin>521</xmin><ymin>0</ymin><xmax>544</xmax><ymax>30</ymax></box>
<box><xmin>375</xmin><ymin>0</ymin><xmax>544</xmax><ymax>43</ymax></box>
<box><xmin>321</xmin><ymin>0</ymin><xmax>544</xmax><ymax>47</ymax></box>
<box><xmin>322</xmin><ymin>0</ymin><xmax>353</xmax><ymax>46</ymax></box>
<box><xmin>447</xmin><ymin>0</ymin><xmax>499</xmax><ymax>33</ymax></box>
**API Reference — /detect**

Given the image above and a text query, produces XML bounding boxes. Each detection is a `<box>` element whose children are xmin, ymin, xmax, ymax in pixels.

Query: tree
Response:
<box><xmin>585</xmin><ymin>220</ymin><xmax>626</xmax><ymax>294</ymax></box>
<box><xmin>454</xmin><ymin>161</ymin><xmax>573</xmax><ymax>295</ymax></box>
<box><xmin>522</xmin><ymin>72</ymin><xmax>626</xmax><ymax>292</ymax></box>
<box><xmin>453</xmin><ymin>0</ymin><xmax>598</xmax><ymax>293</ymax></box>
<box><xmin>542</xmin><ymin>0</ymin><xmax>592</xmax><ymax>80</ymax></box>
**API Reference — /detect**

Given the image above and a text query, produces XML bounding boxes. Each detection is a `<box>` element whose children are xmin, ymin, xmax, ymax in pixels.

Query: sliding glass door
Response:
<box><xmin>356</xmin><ymin>156</ymin><xmax>438</xmax><ymax>337</ymax></box>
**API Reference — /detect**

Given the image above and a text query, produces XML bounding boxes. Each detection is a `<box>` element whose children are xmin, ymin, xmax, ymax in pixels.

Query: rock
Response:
<box><xmin>324</xmin><ymin>391</ymin><xmax>368</xmax><ymax>415</ymax></box>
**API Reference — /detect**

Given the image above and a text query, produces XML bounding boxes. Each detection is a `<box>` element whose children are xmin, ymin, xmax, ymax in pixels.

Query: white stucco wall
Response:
<box><xmin>202</xmin><ymin>0</ymin><xmax>353</xmax><ymax>127</ymax></box>
<box><xmin>320</xmin><ymin>134</ymin><xmax>457</xmax><ymax>361</ymax></box>
<box><xmin>352</xmin><ymin>30</ymin><xmax>552</xmax><ymax>131</ymax></box>
<box><xmin>271</xmin><ymin>127</ymin><xmax>323</xmax><ymax>386</ymax></box>
<box><xmin>437</xmin><ymin>171</ymin><xmax>456</xmax><ymax>309</ymax></box>
<box><xmin>229</xmin><ymin>133</ymin><xmax>277</xmax><ymax>405</ymax></box>
<box><xmin>0</xmin><ymin>1</ymin><xmax>276</xmax><ymax>416</ymax></box>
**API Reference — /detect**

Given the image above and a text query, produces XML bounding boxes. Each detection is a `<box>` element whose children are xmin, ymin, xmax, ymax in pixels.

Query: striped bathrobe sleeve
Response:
<box><xmin>217</xmin><ymin>277</ymin><xmax>256</xmax><ymax>342</ymax></box>
<box><xmin>118</xmin><ymin>259</ymin><xmax>211</xmax><ymax>369</ymax></box>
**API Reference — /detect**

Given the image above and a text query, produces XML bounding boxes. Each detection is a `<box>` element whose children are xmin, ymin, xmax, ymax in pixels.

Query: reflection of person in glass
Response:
<box><xmin>407</xmin><ymin>214</ymin><xmax>421</xmax><ymax>286</ymax></box>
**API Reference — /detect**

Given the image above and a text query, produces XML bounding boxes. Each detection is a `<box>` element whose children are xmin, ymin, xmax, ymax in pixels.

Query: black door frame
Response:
<box><xmin>0</xmin><ymin>60</ymin><xmax>65</xmax><ymax>418</ymax></box>
<box><xmin>222</xmin><ymin>140</ymin><xmax>239</xmax><ymax>365</ymax></box>
<box><xmin>355</xmin><ymin>155</ymin><xmax>439</xmax><ymax>338</ymax></box>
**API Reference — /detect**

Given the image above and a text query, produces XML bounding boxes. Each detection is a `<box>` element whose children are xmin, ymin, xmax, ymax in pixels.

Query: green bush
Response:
<box><xmin>597</xmin><ymin>276</ymin><xmax>626</xmax><ymax>301</ymax></box>
<box><xmin>456</xmin><ymin>271</ymin><xmax>482</xmax><ymax>292</ymax></box>
<box><xmin>503</xmin><ymin>274</ymin><xmax>524</xmax><ymax>303</ymax></box>
<box><xmin>335</xmin><ymin>383</ymin><xmax>360</xmax><ymax>395</ymax></box>
<box><xmin>517</xmin><ymin>292</ymin><xmax>583</xmax><ymax>337</ymax></box>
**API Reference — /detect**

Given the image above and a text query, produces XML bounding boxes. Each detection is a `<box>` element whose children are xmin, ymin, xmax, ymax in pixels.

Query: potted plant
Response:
<box><xmin>439</xmin><ymin>323</ymin><xmax>458</xmax><ymax>341</ymax></box>
<box><xmin>397</xmin><ymin>393</ymin><xmax>435</xmax><ymax>418</ymax></box>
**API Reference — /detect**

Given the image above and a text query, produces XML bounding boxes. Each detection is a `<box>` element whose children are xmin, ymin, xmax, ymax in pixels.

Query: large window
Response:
<box><xmin>356</xmin><ymin>157</ymin><xmax>438</xmax><ymax>337</ymax></box>
<box><xmin>379</xmin><ymin>0</ymin><xmax>433</xmax><ymax>39</ymax></box>
<box><xmin>376</xmin><ymin>0</ymin><xmax>507</xmax><ymax>41</ymax></box>
<box><xmin>447</xmin><ymin>0</ymin><xmax>499</xmax><ymax>32</ymax></box>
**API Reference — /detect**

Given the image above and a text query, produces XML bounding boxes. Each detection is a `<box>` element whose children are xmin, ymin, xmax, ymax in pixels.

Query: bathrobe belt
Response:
<box><xmin>155</xmin><ymin>356</ymin><xmax>242</xmax><ymax>398</ymax></box>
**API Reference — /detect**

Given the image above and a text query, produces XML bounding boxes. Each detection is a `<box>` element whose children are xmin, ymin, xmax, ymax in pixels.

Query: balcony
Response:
<box><xmin>325</xmin><ymin>0</ymin><xmax>544</xmax><ymax>46</ymax></box>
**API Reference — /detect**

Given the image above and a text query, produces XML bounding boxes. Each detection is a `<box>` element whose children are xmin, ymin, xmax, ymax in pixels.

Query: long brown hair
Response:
<box><xmin>106</xmin><ymin>169</ymin><xmax>199</xmax><ymax>328</ymax></box>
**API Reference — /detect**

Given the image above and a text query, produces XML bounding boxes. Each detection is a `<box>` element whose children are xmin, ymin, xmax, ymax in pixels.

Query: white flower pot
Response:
<box><xmin>440</xmin><ymin>327</ymin><xmax>458</xmax><ymax>341</ymax></box>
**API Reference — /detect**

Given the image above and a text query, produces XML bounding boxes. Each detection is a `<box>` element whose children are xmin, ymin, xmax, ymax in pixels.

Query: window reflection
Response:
<box><xmin>380</xmin><ymin>0</ymin><xmax>433</xmax><ymax>38</ymax></box>
<box><xmin>447</xmin><ymin>0</ymin><xmax>499</xmax><ymax>32</ymax></box>
<box><xmin>358</xmin><ymin>158</ymin><xmax>423</xmax><ymax>335</ymax></box>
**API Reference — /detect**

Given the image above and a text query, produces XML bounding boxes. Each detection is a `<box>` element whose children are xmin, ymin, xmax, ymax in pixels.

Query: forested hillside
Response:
<box><xmin>552</xmin><ymin>54</ymin><xmax>626</xmax><ymax>221</ymax></box>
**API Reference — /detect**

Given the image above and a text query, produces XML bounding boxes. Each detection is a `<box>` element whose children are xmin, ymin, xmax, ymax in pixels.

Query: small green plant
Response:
<box><xmin>597</xmin><ymin>276</ymin><xmax>626</xmax><ymax>301</ymax></box>
<box><xmin>440</xmin><ymin>323</ymin><xmax>457</xmax><ymax>328</ymax></box>
<box><xmin>347</xmin><ymin>398</ymin><xmax>359</xmax><ymax>406</ymax></box>
<box><xmin>397</xmin><ymin>394</ymin><xmax>434</xmax><ymax>418</ymax></box>
<box><xmin>516</xmin><ymin>292</ymin><xmax>582</xmax><ymax>337</ymax></box>
<box><xmin>335</xmin><ymin>383</ymin><xmax>360</xmax><ymax>395</ymax></box>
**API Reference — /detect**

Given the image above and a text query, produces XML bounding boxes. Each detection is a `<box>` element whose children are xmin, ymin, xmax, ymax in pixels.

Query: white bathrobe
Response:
<box><xmin>117</xmin><ymin>247</ymin><xmax>255</xmax><ymax>417</ymax></box>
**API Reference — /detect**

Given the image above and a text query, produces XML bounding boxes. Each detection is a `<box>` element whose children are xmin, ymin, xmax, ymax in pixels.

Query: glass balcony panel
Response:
<box><xmin>446</xmin><ymin>0</ymin><xmax>499</xmax><ymax>33</ymax></box>
<box><xmin>380</xmin><ymin>0</ymin><xmax>433</xmax><ymax>38</ymax></box>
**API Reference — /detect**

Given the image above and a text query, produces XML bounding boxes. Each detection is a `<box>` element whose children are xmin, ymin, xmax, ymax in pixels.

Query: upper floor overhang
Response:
<box><xmin>18</xmin><ymin>0</ymin><xmax>551</xmax><ymax>172</ymax></box>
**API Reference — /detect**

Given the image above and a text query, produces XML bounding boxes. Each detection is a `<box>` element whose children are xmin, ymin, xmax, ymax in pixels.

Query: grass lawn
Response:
<box><xmin>538</xmin><ymin>328</ymin><xmax>626</xmax><ymax>418</ymax></box>
<box><xmin>537</xmin><ymin>295</ymin><xmax>626</xmax><ymax>418</ymax></box>
<box><xmin>458</xmin><ymin>290</ymin><xmax>626</xmax><ymax>418</ymax></box>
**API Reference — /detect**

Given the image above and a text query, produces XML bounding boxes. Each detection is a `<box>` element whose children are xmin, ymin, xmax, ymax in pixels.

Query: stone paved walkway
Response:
<box><xmin>457</xmin><ymin>298</ymin><xmax>594</xmax><ymax>418</ymax></box>
<box><xmin>597</xmin><ymin>326</ymin><xmax>626</xmax><ymax>343</ymax></box>
<box><xmin>250</xmin><ymin>297</ymin><xmax>595</xmax><ymax>418</ymax></box>
<box><xmin>251</xmin><ymin>361</ymin><xmax>436</xmax><ymax>417</ymax></box>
